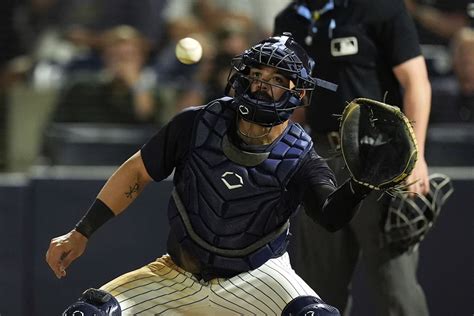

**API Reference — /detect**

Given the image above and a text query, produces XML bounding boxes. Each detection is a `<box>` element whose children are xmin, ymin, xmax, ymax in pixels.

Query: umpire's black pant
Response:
<box><xmin>288</xmin><ymin>131</ymin><xmax>429</xmax><ymax>316</ymax></box>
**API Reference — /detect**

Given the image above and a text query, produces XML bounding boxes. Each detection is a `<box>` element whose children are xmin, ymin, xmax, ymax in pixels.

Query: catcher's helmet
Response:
<box><xmin>226</xmin><ymin>33</ymin><xmax>317</xmax><ymax>126</ymax></box>
<box><xmin>63</xmin><ymin>288</ymin><xmax>121</xmax><ymax>316</ymax></box>
<box><xmin>382</xmin><ymin>173</ymin><xmax>454</xmax><ymax>251</ymax></box>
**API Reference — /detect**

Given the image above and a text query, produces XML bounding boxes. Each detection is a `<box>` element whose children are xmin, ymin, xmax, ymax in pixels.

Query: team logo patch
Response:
<box><xmin>331</xmin><ymin>36</ymin><xmax>358</xmax><ymax>56</ymax></box>
<box><xmin>221</xmin><ymin>171</ymin><xmax>243</xmax><ymax>190</ymax></box>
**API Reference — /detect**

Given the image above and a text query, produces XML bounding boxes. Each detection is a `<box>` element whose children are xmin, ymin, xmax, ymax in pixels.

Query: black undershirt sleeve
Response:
<box><xmin>303</xmin><ymin>180</ymin><xmax>371</xmax><ymax>232</ymax></box>
<box><xmin>140</xmin><ymin>106</ymin><xmax>201</xmax><ymax>181</ymax></box>
<box><xmin>295</xmin><ymin>149</ymin><xmax>371</xmax><ymax>232</ymax></box>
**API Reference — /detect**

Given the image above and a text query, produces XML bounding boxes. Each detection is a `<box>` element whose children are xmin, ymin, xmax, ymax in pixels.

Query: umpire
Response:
<box><xmin>274</xmin><ymin>0</ymin><xmax>432</xmax><ymax>315</ymax></box>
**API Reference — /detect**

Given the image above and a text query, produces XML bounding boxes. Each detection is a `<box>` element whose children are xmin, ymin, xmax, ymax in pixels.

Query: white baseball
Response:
<box><xmin>175</xmin><ymin>37</ymin><xmax>203</xmax><ymax>64</ymax></box>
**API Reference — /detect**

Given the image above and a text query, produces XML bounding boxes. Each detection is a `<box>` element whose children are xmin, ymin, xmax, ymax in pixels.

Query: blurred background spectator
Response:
<box><xmin>405</xmin><ymin>0</ymin><xmax>471</xmax><ymax>77</ymax></box>
<box><xmin>430</xmin><ymin>26</ymin><xmax>474</xmax><ymax>123</ymax></box>
<box><xmin>453</xmin><ymin>27</ymin><xmax>474</xmax><ymax>100</ymax></box>
<box><xmin>50</xmin><ymin>25</ymin><xmax>157</xmax><ymax>125</ymax></box>
<box><xmin>401</xmin><ymin>0</ymin><xmax>474</xmax><ymax>167</ymax></box>
<box><xmin>40</xmin><ymin>25</ymin><xmax>161</xmax><ymax>166</ymax></box>
<box><xmin>405</xmin><ymin>0</ymin><xmax>470</xmax><ymax>44</ymax></box>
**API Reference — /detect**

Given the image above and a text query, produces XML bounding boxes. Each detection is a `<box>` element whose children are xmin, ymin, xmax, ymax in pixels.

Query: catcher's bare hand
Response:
<box><xmin>405</xmin><ymin>156</ymin><xmax>430</xmax><ymax>197</ymax></box>
<box><xmin>46</xmin><ymin>230</ymin><xmax>88</xmax><ymax>279</ymax></box>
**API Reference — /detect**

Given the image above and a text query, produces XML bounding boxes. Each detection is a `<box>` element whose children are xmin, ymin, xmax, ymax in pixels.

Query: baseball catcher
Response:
<box><xmin>46</xmin><ymin>34</ymin><xmax>418</xmax><ymax>316</ymax></box>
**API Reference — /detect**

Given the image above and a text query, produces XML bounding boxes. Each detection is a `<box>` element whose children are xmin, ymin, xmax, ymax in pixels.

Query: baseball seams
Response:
<box><xmin>100</xmin><ymin>253</ymin><xmax>318</xmax><ymax>315</ymax></box>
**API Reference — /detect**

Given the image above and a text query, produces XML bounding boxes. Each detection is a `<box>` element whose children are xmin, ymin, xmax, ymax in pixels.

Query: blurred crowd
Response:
<box><xmin>0</xmin><ymin>0</ymin><xmax>473</xmax><ymax>171</ymax></box>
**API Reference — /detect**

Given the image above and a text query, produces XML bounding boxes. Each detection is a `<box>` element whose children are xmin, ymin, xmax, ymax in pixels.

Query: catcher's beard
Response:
<box><xmin>236</xmin><ymin>117</ymin><xmax>289</xmax><ymax>146</ymax></box>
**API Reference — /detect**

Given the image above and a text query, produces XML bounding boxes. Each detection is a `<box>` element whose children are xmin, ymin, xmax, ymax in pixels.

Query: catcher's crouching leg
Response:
<box><xmin>282</xmin><ymin>296</ymin><xmax>340</xmax><ymax>316</ymax></box>
<box><xmin>62</xmin><ymin>288</ymin><xmax>121</xmax><ymax>316</ymax></box>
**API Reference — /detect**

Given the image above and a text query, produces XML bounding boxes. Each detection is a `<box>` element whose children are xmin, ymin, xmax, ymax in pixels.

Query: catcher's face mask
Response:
<box><xmin>382</xmin><ymin>173</ymin><xmax>454</xmax><ymax>251</ymax></box>
<box><xmin>225</xmin><ymin>33</ymin><xmax>336</xmax><ymax>127</ymax></box>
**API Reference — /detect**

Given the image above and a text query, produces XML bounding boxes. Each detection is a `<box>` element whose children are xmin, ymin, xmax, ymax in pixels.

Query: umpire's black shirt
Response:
<box><xmin>274</xmin><ymin>0</ymin><xmax>421</xmax><ymax>132</ymax></box>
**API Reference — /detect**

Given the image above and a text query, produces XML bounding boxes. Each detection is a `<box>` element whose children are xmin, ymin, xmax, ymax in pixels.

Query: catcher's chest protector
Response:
<box><xmin>168</xmin><ymin>99</ymin><xmax>312</xmax><ymax>275</ymax></box>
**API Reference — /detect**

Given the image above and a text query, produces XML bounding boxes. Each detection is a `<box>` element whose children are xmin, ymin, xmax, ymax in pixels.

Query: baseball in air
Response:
<box><xmin>175</xmin><ymin>37</ymin><xmax>203</xmax><ymax>64</ymax></box>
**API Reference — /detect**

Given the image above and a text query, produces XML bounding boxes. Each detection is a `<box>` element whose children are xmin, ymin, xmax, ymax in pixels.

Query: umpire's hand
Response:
<box><xmin>405</xmin><ymin>156</ymin><xmax>430</xmax><ymax>198</ymax></box>
<box><xmin>46</xmin><ymin>230</ymin><xmax>88</xmax><ymax>279</ymax></box>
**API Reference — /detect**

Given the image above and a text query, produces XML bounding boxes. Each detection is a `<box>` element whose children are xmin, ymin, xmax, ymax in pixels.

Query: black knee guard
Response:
<box><xmin>62</xmin><ymin>288</ymin><xmax>121</xmax><ymax>316</ymax></box>
<box><xmin>282</xmin><ymin>296</ymin><xmax>340</xmax><ymax>316</ymax></box>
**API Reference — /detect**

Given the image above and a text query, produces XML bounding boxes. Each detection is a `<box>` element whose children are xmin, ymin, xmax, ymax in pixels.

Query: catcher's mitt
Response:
<box><xmin>340</xmin><ymin>98</ymin><xmax>418</xmax><ymax>190</ymax></box>
<box><xmin>381</xmin><ymin>173</ymin><xmax>454</xmax><ymax>252</ymax></box>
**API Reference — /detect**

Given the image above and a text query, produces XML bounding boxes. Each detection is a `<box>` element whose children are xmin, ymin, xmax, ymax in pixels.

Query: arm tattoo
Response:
<box><xmin>125</xmin><ymin>182</ymin><xmax>140</xmax><ymax>199</ymax></box>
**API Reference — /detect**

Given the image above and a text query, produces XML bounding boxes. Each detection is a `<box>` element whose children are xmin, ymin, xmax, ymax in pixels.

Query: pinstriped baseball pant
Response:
<box><xmin>100</xmin><ymin>252</ymin><xmax>318</xmax><ymax>315</ymax></box>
